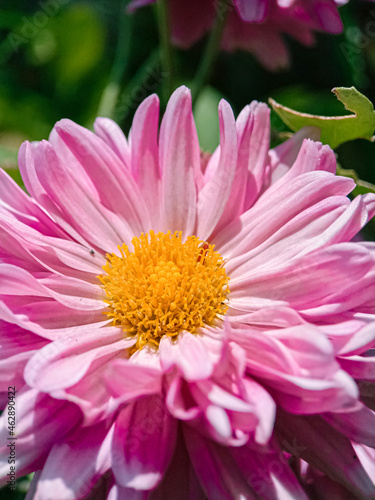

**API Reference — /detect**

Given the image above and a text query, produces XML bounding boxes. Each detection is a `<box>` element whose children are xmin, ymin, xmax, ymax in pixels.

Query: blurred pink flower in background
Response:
<box><xmin>129</xmin><ymin>0</ymin><xmax>348</xmax><ymax>70</ymax></box>
<box><xmin>0</xmin><ymin>86</ymin><xmax>375</xmax><ymax>499</ymax></box>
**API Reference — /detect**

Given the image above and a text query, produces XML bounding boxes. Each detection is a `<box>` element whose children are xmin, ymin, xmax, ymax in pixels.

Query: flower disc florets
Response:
<box><xmin>99</xmin><ymin>230</ymin><xmax>230</xmax><ymax>349</ymax></box>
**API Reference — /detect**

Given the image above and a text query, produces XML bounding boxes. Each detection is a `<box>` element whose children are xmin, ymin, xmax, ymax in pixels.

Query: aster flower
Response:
<box><xmin>0</xmin><ymin>86</ymin><xmax>375</xmax><ymax>500</ymax></box>
<box><xmin>301</xmin><ymin>444</ymin><xmax>375</xmax><ymax>499</ymax></box>
<box><xmin>129</xmin><ymin>0</ymin><xmax>347</xmax><ymax>70</ymax></box>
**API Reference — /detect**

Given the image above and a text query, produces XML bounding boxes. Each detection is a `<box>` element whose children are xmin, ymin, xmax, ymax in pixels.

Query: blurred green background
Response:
<box><xmin>1</xmin><ymin>1</ymin><xmax>375</xmax><ymax>164</ymax></box>
<box><xmin>0</xmin><ymin>1</ymin><xmax>375</xmax><ymax>169</ymax></box>
<box><xmin>0</xmin><ymin>0</ymin><xmax>375</xmax><ymax>494</ymax></box>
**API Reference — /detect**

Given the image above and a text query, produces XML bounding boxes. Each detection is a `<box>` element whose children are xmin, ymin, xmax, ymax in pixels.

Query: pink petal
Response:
<box><xmin>0</xmin><ymin>168</ymin><xmax>64</xmax><ymax>238</ymax></box>
<box><xmin>312</xmin><ymin>0</ymin><xmax>343</xmax><ymax>33</ymax></box>
<box><xmin>231</xmin><ymin>325</ymin><xmax>359</xmax><ymax>413</ymax></box>
<box><xmin>18</xmin><ymin>141</ymin><xmax>91</xmax><ymax>247</ymax></box>
<box><xmin>0</xmin><ymin>322</ymin><xmax>47</xmax><ymax>392</ymax></box>
<box><xmin>33</xmin><ymin>140</ymin><xmax>131</xmax><ymax>252</ymax></box>
<box><xmin>0</xmin><ymin>293</ymin><xmax>107</xmax><ymax>341</ymax></box>
<box><xmin>189</xmin><ymin>382</ymin><xmax>251</xmax><ymax>444</ymax></box>
<box><xmin>130</xmin><ymin>94</ymin><xmax>161</xmax><ymax>224</ymax></box>
<box><xmin>129</xmin><ymin>344</ymin><xmax>162</xmax><ymax>370</ymax></box>
<box><xmin>167</xmin><ymin>0</ymin><xmax>214</xmax><ymax>48</ymax></box>
<box><xmin>234</xmin><ymin>0</ymin><xmax>267</xmax><ymax>21</ymax></box>
<box><xmin>159</xmin><ymin>86</ymin><xmax>199</xmax><ymax>237</ymax></box>
<box><xmin>25</xmin><ymin>329</ymin><xmax>125</xmax><ymax>392</ymax></box>
<box><xmin>276</xmin><ymin>411</ymin><xmax>375</xmax><ymax>499</ymax></box>
<box><xmin>104</xmin><ymin>358</ymin><xmax>162</xmax><ymax>404</ymax></box>
<box><xmin>339</xmin><ymin>355</ymin><xmax>375</xmax><ymax>381</ymax></box>
<box><xmin>338</xmin><ymin>321</ymin><xmax>375</xmax><ymax>356</ymax></box>
<box><xmin>231</xmin><ymin>442</ymin><xmax>309</xmax><ymax>500</ymax></box>
<box><xmin>196</xmin><ymin>379</ymin><xmax>253</xmax><ymax>412</ymax></box>
<box><xmin>108</xmin><ymin>484</ymin><xmax>147</xmax><ymax>500</ymax></box>
<box><xmin>215</xmin><ymin>170</ymin><xmax>353</xmax><ymax>258</ymax></box>
<box><xmin>185</xmin><ymin>426</ymin><xmax>308</xmax><ymax>499</ymax></box>
<box><xmin>226</xmin><ymin>195</ymin><xmax>351</xmax><ymax>276</ymax></box>
<box><xmin>227</xmin><ymin>305</ymin><xmax>306</xmax><ymax>326</ymax></box>
<box><xmin>39</xmin><ymin>274</ymin><xmax>102</xmax><ymax>301</ymax></box>
<box><xmin>0</xmin><ymin>219</ymin><xmax>42</xmax><ymax>273</ymax></box>
<box><xmin>288</xmin><ymin>140</ymin><xmax>337</xmax><ymax>177</ymax></box>
<box><xmin>197</xmin><ymin>99</ymin><xmax>238</xmax><ymax>240</ymax></box>
<box><xmin>24</xmin><ymin>471</ymin><xmax>41</xmax><ymax>500</ymax></box>
<box><xmin>242</xmin><ymin>378</ymin><xmax>276</xmax><ymax>444</ymax></box>
<box><xmin>212</xmin><ymin>101</ymin><xmax>271</xmax><ymax>236</ymax></box>
<box><xmin>230</xmin><ymin>244</ymin><xmax>372</xmax><ymax>318</ymax></box>
<box><xmin>226</xmin><ymin>192</ymin><xmax>373</xmax><ymax>286</ymax></box>
<box><xmin>94</xmin><ymin>117</ymin><xmax>131</xmax><ymax>167</ymax></box>
<box><xmin>0</xmin><ymin>263</ymin><xmax>104</xmax><ymax>311</ymax></box>
<box><xmin>34</xmin><ymin>422</ymin><xmax>113</xmax><ymax>500</ymax></box>
<box><xmin>324</xmin><ymin>405</ymin><xmax>375</xmax><ymax>447</ymax></box>
<box><xmin>0</xmin><ymin>389</ymin><xmax>81</xmax><ymax>483</ymax></box>
<box><xmin>354</xmin><ymin>444</ymin><xmax>375</xmax><ymax>487</ymax></box>
<box><xmin>268</xmin><ymin>127</ymin><xmax>321</xmax><ymax>186</ymax></box>
<box><xmin>239</xmin><ymin>101</ymin><xmax>271</xmax><ymax>210</ymax></box>
<box><xmin>267</xmin><ymin>139</ymin><xmax>338</xmax><ymax>200</ymax></box>
<box><xmin>184</xmin><ymin>426</ymin><xmax>257</xmax><ymax>500</ymax></box>
<box><xmin>53</xmin><ymin>119</ymin><xmax>150</xmax><ymax>238</ymax></box>
<box><xmin>363</xmin><ymin>192</ymin><xmax>375</xmax><ymax>219</ymax></box>
<box><xmin>148</xmin><ymin>430</ymin><xmax>205</xmax><ymax>500</ymax></box>
<box><xmin>0</xmin><ymin>208</ymin><xmax>106</xmax><ymax>278</ymax></box>
<box><xmin>165</xmin><ymin>375</ymin><xmax>200</xmax><ymax>420</ymax></box>
<box><xmin>24</xmin><ymin>330</ymin><xmax>133</xmax><ymax>424</ymax></box>
<box><xmin>112</xmin><ymin>396</ymin><xmax>177</xmax><ymax>490</ymax></box>
<box><xmin>159</xmin><ymin>332</ymin><xmax>213</xmax><ymax>381</ymax></box>
<box><xmin>0</xmin><ymin>263</ymin><xmax>50</xmax><ymax>297</ymax></box>
<box><xmin>222</xmin><ymin>15</ymin><xmax>291</xmax><ymax>71</ymax></box>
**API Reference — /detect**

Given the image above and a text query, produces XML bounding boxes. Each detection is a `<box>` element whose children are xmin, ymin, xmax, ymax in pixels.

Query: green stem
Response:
<box><xmin>97</xmin><ymin>0</ymin><xmax>132</xmax><ymax>119</ymax></box>
<box><xmin>192</xmin><ymin>0</ymin><xmax>229</xmax><ymax>105</ymax></box>
<box><xmin>156</xmin><ymin>0</ymin><xmax>174</xmax><ymax>103</ymax></box>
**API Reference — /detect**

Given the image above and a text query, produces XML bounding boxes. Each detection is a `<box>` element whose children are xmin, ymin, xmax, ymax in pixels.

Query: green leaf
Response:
<box><xmin>336</xmin><ymin>166</ymin><xmax>375</xmax><ymax>197</ymax></box>
<box><xmin>269</xmin><ymin>87</ymin><xmax>375</xmax><ymax>149</ymax></box>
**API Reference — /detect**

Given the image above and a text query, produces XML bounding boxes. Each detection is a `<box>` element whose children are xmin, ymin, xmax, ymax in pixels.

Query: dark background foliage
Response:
<box><xmin>1</xmin><ymin>1</ymin><xmax>375</xmax><ymax>158</ymax></box>
<box><xmin>0</xmin><ymin>0</ymin><xmax>374</xmax><ymax>495</ymax></box>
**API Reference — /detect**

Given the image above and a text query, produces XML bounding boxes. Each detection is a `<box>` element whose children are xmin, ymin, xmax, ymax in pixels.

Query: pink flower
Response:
<box><xmin>129</xmin><ymin>0</ymin><xmax>346</xmax><ymax>70</ymax></box>
<box><xmin>299</xmin><ymin>444</ymin><xmax>375</xmax><ymax>499</ymax></box>
<box><xmin>0</xmin><ymin>86</ymin><xmax>375</xmax><ymax>499</ymax></box>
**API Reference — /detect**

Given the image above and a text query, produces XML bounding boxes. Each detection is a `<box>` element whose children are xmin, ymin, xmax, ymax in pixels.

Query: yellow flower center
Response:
<box><xmin>99</xmin><ymin>230</ymin><xmax>230</xmax><ymax>350</ymax></box>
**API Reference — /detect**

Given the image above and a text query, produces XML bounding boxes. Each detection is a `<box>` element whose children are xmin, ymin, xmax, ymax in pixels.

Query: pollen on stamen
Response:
<box><xmin>98</xmin><ymin>230</ymin><xmax>230</xmax><ymax>350</ymax></box>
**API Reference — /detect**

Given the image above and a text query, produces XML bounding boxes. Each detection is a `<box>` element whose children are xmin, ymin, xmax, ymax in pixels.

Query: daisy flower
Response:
<box><xmin>0</xmin><ymin>86</ymin><xmax>375</xmax><ymax>499</ymax></box>
<box><xmin>129</xmin><ymin>0</ymin><xmax>347</xmax><ymax>70</ymax></box>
